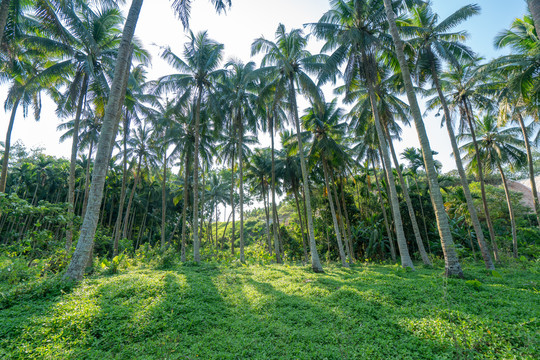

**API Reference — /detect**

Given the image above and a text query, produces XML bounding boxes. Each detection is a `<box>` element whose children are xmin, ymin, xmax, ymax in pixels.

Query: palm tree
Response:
<box><xmin>303</xmin><ymin>99</ymin><xmax>351</xmax><ymax>267</ymax></box>
<box><xmin>403</xmin><ymin>2</ymin><xmax>494</xmax><ymax>270</ymax></box>
<box><xmin>527</xmin><ymin>0</ymin><xmax>540</xmax><ymax>42</ymax></box>
<box><xmin>156</xmin><ymin>31</ymin><xmax>224</xmax><ymax>263</ymax></box>
<box><xmin>460</xmin><ymin>115</ymin><xmax>526</xmax><ymax>257</ymax></box>
<box><xmin>312</xmin><ymin>0</ymin><xmax>414</xmax><ymax>269</ymax></box>
<box><xmin>64</xmin><ymin>0</ymin><xmax>142</xmax><ymax>280</ymax></box>
<box><xmin>252</xmin><ymin>24</ymin><xmax>324</xmax><ymax>273</ymax></box>
<box><xmin>219</xmin><ymin>60</ymin><xmax>259</xmax><ymax>262</ymax></box>
<box><xmin>382</xmin><ymin>0</ymin><xmax>463</xmax><ymax>277</ymax></box>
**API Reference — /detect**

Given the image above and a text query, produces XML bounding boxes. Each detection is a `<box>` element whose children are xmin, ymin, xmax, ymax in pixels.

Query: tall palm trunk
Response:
<box><xmin>330</xmin><ymin>170</ymin><xmax>351</xmax><ymax>263</ymax></box>
<box><xmin>0</xmin><ymin>0</ymin><xmax>10</xmax><ymax>44</ymax></box>
<box><xmin>365</xmin><ymin>69</ymin><xmax>414</xmax><ymax>269</ymax></box>
<box><xmin>192</xmin><ymin>87</ymin><xmax>203</xmax><ymax>263</ymax></box>
<box><xmin>66</xmin><ymin>74</ymin><xmax>88</xmax><ymax>254</ymax></box>
<box><xmin>432</xmin><ymin>66</ymin><xmax>495</xmax><ymax>270</ymax></box>
<box><xmin>339</xmin><ymin>176</ymin><xmax>355</xmax><ymax>261</ymax></box>
<box><xmin>322</xmin><ymin>157</ymin><xmax>348</xmax><ymax>267</ymax></box>
<box><xmin>516</xmin><ymin>112</ymin><xmax>540</xmax><ymax>226</ymax></box>
<box><xmin>161</xmin><ymin>152</ymin><xmax>167</xmax><ymax>250</ymax></box>
<box><xmin>373</xmin><ymin>162</ymin><xmax>397</xmax><ymax>262</ymax></box>
<box><xmin>262</xmin><ymin>181</ymin><xmax>272</xmax><ymax>253</ymax></box>
<box><xmin>0</xmin><ymin>96</ymin><xmax>21</xmax><ymax>193</ymax></box>
<box><xmin>463</xmin><ymin>99</ymin><xmax>499</xmax><ymax>262</ymax></box>
<box><xmin>269</xmin><ymin>113</ymin><xmax>282</xmax><ymax>263</ymax></box>
<box><xmin>180</xmin><ymin>152</ymin><xmax>190</xmax><ymax>262</ymax></box>
<box><xmin>288</xmin><ymin>76</ymin><xmax>324</xmax><ymax>272</ymax></box>
<box><xmin>528</xmin><ymin>0</ymin><xmax>540</xmax><ymax>36</ymax></box>
<box><xmin>238</xmin><ymin>120</ymin><xmax>245</xmax><ymax>262</ymax></box>
<box><xmin>385</xmin><ymin>129</ymin><xmax>431</xmax><ymax>265</ymax></box>
<box><xmin>113</xmin><ymin>113</ymin><xmax>130</xmax><ymax>256</ymax></box>
<box><xmin>64</xmin><ymin>0</ymin><xmax>142</xmax><ymax>281</ymax></box>
<box><xmin>123</xmin><ymin>154</ymin><xmax>142</xmax><ymax>239</ymax></box>
<box><xmin>81</xmin><ymin>138</ymin><xmax>94</xmax><ymax>219</ymax></box>
<box><xmin>497</xmin><ymin>163</ymin><xmax>518</xmax><ymax>257</ymax></box>
<box><xmin>230</xmin><ymin>144</ymin><xmax>236</xmax><ymax>255</ymax></box>
<box><xmin>382</xmin><ymin>0</ymin><xmax>462</xmax><ymax>277</ymax></box>
<box><xmin>293</xmin><ymin>186</ymin><xmax>309</xmax><ymax>263</ymax></box>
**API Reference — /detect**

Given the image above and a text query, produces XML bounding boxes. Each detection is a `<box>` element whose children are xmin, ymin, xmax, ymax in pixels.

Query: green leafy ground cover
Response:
<box><xmin>0</xmin><ymin>260</ymin><xmax>538</xmax><ymax>359</ymax></box>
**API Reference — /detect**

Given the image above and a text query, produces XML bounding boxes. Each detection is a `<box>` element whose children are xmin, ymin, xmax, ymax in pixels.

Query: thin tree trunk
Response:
<box><xmin>81</xmin><ymin>138</ymin><xmax>94</xmax><ymax>220</ymax></box>
<box><xmin>464</xmin><ymin>99</ymin><xmax>499</xmax><ymax>262</ymax></box>
<box><xmin>220</xmin><ymin>207</ymin><xmax>233</xmax><ymax>247</ymax></box>
<box><xmin>263</xmin><ymin>182</ymin><xmax>272</xmax><ymax>253</ymax></box>
<box><xmin>386</xmin><ymin>129</ymin><xmax>431</xmax><ymax>265</ymax></box>
<box><xmin>339</xmin><ymin>176</ymin><xmax>355</xmax><ymax>261</ymax></box>
<box><xmin>122</xmin><ymin>155</ymin><xmax>141</xmax><ymax>239</ymax></box>
<box><xmin>63</xmin><ymin>0</ymin><xmax>138</xmax><ymax>280</ymax></box>
<box><xmin>230</xmin><ymin>144</ymin><xmax>236</xmax><ymax>255</ymax></box>
<box><xmin>365</xmin><ymin>70</ymin><xmax>413</xmax><ymax>269</ymax></box>
<box><xmin>330</xmin><ymin>170</ymin><xmax>351</xmax><ymax>263</ymax></box>
<box><xmin>413</xmin><ymin>176</ymin><xmax>431</xmax><ymax>253</ymax></box>
<box><xmin>288</xmin><ymin>76</ymin><xmax>323</xmax><ymax>272</ymax></box>
<box><xmin>293</xmin><ymin>186</ymin><xmax>309</xmax><ymax>263</ymax></box>
<box><xmin>0</xmin><ymin>96</ymin><xmax>21</xmax><ymax>193</ymax></box>
<box><xmin>322</xmin><ymin>157</ymin><xmax>348</xmax><ymax>267</ymax></box>
<box><xmin>180</xmin><ymin>152</ymin><xmax>190</xmax><ymax>262</ymax></box>
<box><xmin>373</xmin><ymin>162</ymin><xmax>397</xmax><ymax>262</ymax></box>
<box><xmin>498</xmin><ymin>163</ymin><xmax>518</xmax><ymax>257</ymax></box>
<box><xmin>191</xmin><ymin>85</ymin><xmax>203</xmax><ymax>262</ymax></box>
<box><xmin>516</xmin><ymin>112</ymin><xmax>540</xmax><ymax>226</ymax></box>
<box><xmin>432</xmin><ymin>67</ymin><xmax>495</xmax><ymax>270</ymax></box>
<box><xmin>161</xmin><ymin>152</ymin><xmax>167</xmax><ymax>250</ymax></box>
<box><xmin>238</xmin><ymin>121</ymin><xmax>245</xmax><ymax>262</ymax></box>
<box><xmin>66</xmin><ymin>74</ymin><xmax>88</xmax><ymax>254</ymax></box>
<box><xmin>269</xmin><ymin>113</ymin><xmax>281</xmax><ymax>263</ymax></box>
<box><xmin>382</xmin><ymin>0</ymin><xmax>463</xmax><ymax>277</ymax></box>
<box><xmin>113</xmin><ymin>112</ymin><xmax>130</xmax><ymax>256</ymax></box>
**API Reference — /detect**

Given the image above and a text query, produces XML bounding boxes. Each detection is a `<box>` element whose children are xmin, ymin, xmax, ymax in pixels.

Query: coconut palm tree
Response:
<box><xmin>252</xmin><ymin>23</ymin><xmax>325</xmax><ymax>273</ymax></box>
<box><xmin>156</xmin><ymin>31</ymin><xmax>224</xmax><ymax>263</ymax></box>
<box><xmin>460</xmin><ymin>115</ymin><xmax>526</xmax><ymax>258</ymax></box>
<box><xmin>312</xmin><ymin>0</ymin><xmax>415</xmax><ymax>269</ymax></box>
<box><xmin>382</xmin><ymin>0</ymin><xmax>463</xmax><ymax>276</ymax></box>
<box><xmin>403</xmin><ymin>2</ymin><xmax>494</xmax><ymax>269</ymax></box>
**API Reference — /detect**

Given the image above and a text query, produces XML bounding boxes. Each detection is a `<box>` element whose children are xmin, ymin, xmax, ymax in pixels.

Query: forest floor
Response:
<box><xmin>0</xmin><ymin>259</ymin><xmax>539</xmax><ymax>359</ymax></box>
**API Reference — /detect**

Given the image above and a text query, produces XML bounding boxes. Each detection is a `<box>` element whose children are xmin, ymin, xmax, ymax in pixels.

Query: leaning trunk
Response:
<box><xmin>269</xmin><ymin>113</ymin><xmax>282</xmax><ymax>263</ymax></box>
<box><xmin>322</xmin><ymin>157</ymin><xmax>348</xmax><ymax>267</ymax></box>
<box><xmin>373</xmin><ymin>162</ymin><xmax>397</xmax><ymax>262</ymax></box>
<box><xmin>66</xmin><ymin>74</ymin><xmax>88</xmax><ymax>254</ymax></box>
<box><xmin>63</xmin><ymin>0</ymin><xmax>141</xmax><ymax>281</ymax></box>
<box><xmin>113</xmin><ymin>112</ymin><xmax>130</xmax><ymax>256</ymax></box>
<box><xmin>432</xmin><ymin>66</ymin><xmax>495</xmax><ymax>270</ymax></box>
<box><xmin>293</xmin><ymin>185</ymin><xmax>309</xmax><ymax>263</ymax></box>
<box><xmin>122</xmin><ymin>154</ymin><xmax>142</xmax><ymax>239</ymax></box>
<box><xmin>528</xmin><ymin>0</ymin><xmax>540</xmax><ymax>37</ymax></box>
<box><xmin>382</xmin><ymin>0</ymin><xmax>463</xmax><ymax>277</ymax></box>
<box><xmin>288</xmin><ymin>76</ymin><xmax>323</xmax><ymax>272</ymax></box>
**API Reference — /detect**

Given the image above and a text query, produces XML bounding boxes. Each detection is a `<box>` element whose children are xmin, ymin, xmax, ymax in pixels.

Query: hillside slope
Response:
<box><xmin>1</xmin><ymin>262</ymin><xmax>538</xmax><ymax>359</ymax></box>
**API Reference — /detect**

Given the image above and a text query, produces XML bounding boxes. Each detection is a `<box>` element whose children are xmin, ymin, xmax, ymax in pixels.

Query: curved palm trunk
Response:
<box><xmin>464</xmin><ymin>99</ymin><xmax>499</xmax><ymax>262</ymax></box>
<box><xmin>63</xmin><ymin>0</ymin><xmax>141</xmax><ymax>281</ymax></box>
<box><xmin>373</xmin><ymin>163</ymin><xmax>397</xmax><ymax>262</ymax></box>
<box><xmin>382</xmin><ymin>0</ymin><xmax>462</xmax><ymax>277</ymax></box>
<box><xmin>238</xmin><ymin>121</ymin><xmax>245</xmax><ymax>263</ymax></box>
<box><xmin>528</xmin><ymin>0</ymin><xmax>540</xmax><ymax>36</ymax></box>
<box><xmin>516</xmin><ymin>113</ymin><xmax>540</xmax><ymax>226</ymax></box>
<box><xmin>498</xmin><ymin>163</ymin><xmax>518</xmax><ymax>257</ymax></box>
<box><xmin>432</xmin><ymin>67</ymin><xmax>495</xmax><ymax>270</ymax></box>
<box><xmin>386</xmin><ymin>129</ymin><xmax>431</xmax><ymax>265</ymax></box>
<box><xmin>269</xmin><ymin>114</ymin><xmax>282</xmax><ymax>263</ymax></box>
<box><xmin>180</xmin><ymin>152</ymin><xmax>190</xmax><ymax>262</ymax></box>
<box><xmin>192</xmin><ymin>87</ymin><xmax>203</xmax><ymax>263</ymax></box>
<box><xmin>288</xmin><ymin>76</ymin><xmax>324</xmax><ymax>272</ymax></box>
<box><xmin>366</xmin><ymin>73</ymin><xmax>414</xmax><ymax>270</ymax></box>
<box><xmin>0</xmin><ymin>96</ymin><xmax>21</xmax><ymax>193</ymax></box>
<box><xmin>0</xmin><ymin>0</ymin><xmax>10</xmax><ymax>44</ymax></box>
<box><xmin>322</xmin><ymin>157</ymin><xmax>348</xmax><ymax>267</ymax></box>
<box><xmin>161</xmin><ymin>152</ymin><xmax>167</xmax><ymax>250</ymax></box>
<box><xmin>66</xmin><ymin>74</ymin><xmax>88</xmax><ymax>254</ymax></box>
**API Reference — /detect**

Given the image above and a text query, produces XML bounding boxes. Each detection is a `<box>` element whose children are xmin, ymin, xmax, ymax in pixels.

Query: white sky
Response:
<box><xmin>0</xmin><ymin>0</ymin><xmax>529</xmax><ymax>173</ymax></box>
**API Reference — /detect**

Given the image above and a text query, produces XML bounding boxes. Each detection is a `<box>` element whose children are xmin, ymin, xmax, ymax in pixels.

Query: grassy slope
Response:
<box><xmin>0</xmin><ymin>262</ymin><xmax>539</xmax><ymax>359</ymax></box>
